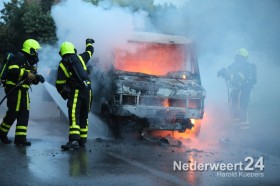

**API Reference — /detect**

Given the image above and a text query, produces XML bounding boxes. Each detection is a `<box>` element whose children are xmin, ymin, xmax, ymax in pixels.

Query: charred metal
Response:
<box><xmin>97</xmin><ymin>32</ymin><xmax>206</xmax><ymax>137</ymax></box>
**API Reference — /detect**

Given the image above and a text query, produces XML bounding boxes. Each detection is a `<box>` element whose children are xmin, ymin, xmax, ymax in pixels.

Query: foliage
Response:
<box><xmin>0</xmin><ymin>0</ymin><xmax>57</xmax><ymax>58</ymax></box>
<box><xmin>40</xmin><ymin>0</ymin><xmax>55</xmax><ymax>13</ymax></box>
<box><xmin>22</xmin><ymin>2</ymin><xmax>57</xmax><ymax>44</ymax></box>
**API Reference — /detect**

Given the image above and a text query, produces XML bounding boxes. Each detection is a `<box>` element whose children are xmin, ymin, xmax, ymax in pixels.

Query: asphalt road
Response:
<box><xmin>0</xmin><ymin>86</ymin><xmax>279</xmax><ymax>186</ymax></box>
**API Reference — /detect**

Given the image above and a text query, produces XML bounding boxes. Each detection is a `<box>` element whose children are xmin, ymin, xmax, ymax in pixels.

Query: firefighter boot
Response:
<box><xmin>14</xmin><ymin>140</ymin><xmax>31</xmax><ymax>146</ymax></box>
<box><xmin>0</xmin><ymin>133</ymin><xmax>11</xmax><ymax>144</ymax></box>
<box><xmin>61</xmin><ymin>140</ymin><xmax>79</xmax><ymax>150</ymax></box>
<box><xmin>79</xmin><ymin>138</ymin><xmax>87</xmax><ymax>148</ymax></box>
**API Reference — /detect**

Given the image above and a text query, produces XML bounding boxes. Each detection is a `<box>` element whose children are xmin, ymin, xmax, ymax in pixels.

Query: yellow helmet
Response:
<box><xmin>59</xmin><ymin>42</ymin><xmax>76</xmax><ymax>56</ymax></box>
<box><xmin>236</xmin><ymin>48</ymin><xmax>249</xmax><ymax>58</ymax></box>
<box><xmin>22</xmin><ymin>39</ymin><xmax>41</xmax><ymax>55</ymax></box>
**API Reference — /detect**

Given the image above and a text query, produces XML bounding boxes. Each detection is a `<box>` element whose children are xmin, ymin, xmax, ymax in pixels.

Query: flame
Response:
<box><xmin>149</xmin><ymin>119</ymin><xmax>203</xmax><ymax>140</ymax></box>
<box><xmin>163</xmin><ymin>98</ymin><xmax>169</xmax><ymax>107</ymax></box>
<box><xmin>172</xmin><ymin>119</ymin><xmax>201</xmax><ymax>139</ymax></box>
<box><xmin>191</xmin><ymin>119</ymin><xmax>195</xmax><ymax>124</ymax></box>
<box><xmin>115</xmin><ymin>43</ymin><xmax>186</xmax><ymax>75</ymax></box>
<box><xmin>114</xmin><ymin>41</ymin><xmax>204</xmax><ymax>139</ymax></box>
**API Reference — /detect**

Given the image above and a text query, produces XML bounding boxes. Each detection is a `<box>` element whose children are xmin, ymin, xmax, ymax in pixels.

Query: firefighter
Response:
<box><xmin>218</xmin><ymin>48</ymin><xmax>257</xmax><ymax>128</ymax></box>
<box><xmin>56</xmin><ymin>39</ymin><xmax>94</xmax><ymax>150</ymax></box>
<box><xmin>0</xmin><ymin>39</ymin><xmax>44</xmax><ymax>145</ymax></box>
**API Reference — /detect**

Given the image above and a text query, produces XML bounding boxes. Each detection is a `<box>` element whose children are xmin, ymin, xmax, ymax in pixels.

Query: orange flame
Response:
<box><xmin>149</xmin><ymin>119</ymin><xmax>203</xmax><ymax>140</ymax></box>
<box><xmin>115</xmin><ymin>43</ymin><xmax>186</xmax><ymax>75</ymax></box>
<box><xmin>114</xmin><ymin>41</ymin><xmax>203</xmax><ymax>139</ymax></box>
<box><xmin>163</xmin><ymin>99</ymin><xmax>169</xmax><ymax>107</ymax></box>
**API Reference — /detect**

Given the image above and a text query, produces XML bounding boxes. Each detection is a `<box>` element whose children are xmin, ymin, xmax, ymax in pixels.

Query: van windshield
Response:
<box><xmin>114</xmin><ymin>42</ymin><xmax>191</xmax><ymax>76</ymax></box>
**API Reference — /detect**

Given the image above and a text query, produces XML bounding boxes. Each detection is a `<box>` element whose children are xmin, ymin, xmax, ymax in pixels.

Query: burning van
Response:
<box><xmin>96</xmin><ymin>32</ymin><xmax>206</xmax><ymax>137</ymax></box>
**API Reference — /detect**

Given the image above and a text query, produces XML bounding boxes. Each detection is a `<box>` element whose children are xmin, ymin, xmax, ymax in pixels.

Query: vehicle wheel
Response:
<box><xmin>172</xmin><ymin>119</ymin><xmax>201</xmax><ymax>139</ymax></box>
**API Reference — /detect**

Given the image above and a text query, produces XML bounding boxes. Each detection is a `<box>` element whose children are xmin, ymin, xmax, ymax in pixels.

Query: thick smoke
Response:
<box><xmin>37</xmin><ymin>0</ymin><xmax>280</xmax><ymax>151</ymax></box>
<box><xmin>36</xmin><ymin>0</ymin><xmax>155</xmax><ymax>138</ymax></box>
<box><xmin>124</xmin><ymin>0</ymin><xmax>280</xmax><ymax>150</ymax></box>
<box><xmin>175</xmin><ymin>0</ymin><xmax>280</xmax><ymax>153</ymax></box>
<box><xmin>39</xmin><ymin>0</ymin><xmax>152</xmax><ymax>72</ymax></box>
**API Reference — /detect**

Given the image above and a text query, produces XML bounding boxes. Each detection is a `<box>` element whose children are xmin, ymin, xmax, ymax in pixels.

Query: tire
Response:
<box><xmin>171</xmin><ymin>119</ymin><xmax>202</xmax><ymax>139</ymax></box>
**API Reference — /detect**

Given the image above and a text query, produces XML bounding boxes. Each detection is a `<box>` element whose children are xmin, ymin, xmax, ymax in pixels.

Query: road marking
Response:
<box><xmin>107</xmin><ymin>151</ymin><xmax>189</xmax><ymax>186</ymax></box>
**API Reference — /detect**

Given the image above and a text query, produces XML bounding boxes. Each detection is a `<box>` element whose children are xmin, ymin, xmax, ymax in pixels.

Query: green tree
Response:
<box><xmin>0</xmin><ymin>0</ymin><xmax>25</xmax><ymax>54</ymax></box>
<box><xmin>0</xmin><ymin>0</ymin><xmax>57</xmax><ymax>58</ymax></box>
<box><xmin>40</xmin><ymin>0</ymin><xmax>55</xmax><ymax>13</ymax></box>
<box><xmin>22</xmin><ymin>2</ymin><xmax>57</xmax><ymax>44</ymax></box>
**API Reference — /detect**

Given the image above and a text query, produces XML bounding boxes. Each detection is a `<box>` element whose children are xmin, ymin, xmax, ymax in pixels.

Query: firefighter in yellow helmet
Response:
<box><xmin>0</xmin><ymin>39</ymin><xmax>45</xmax><ymax>145</ymax></box>
<box><xmin>218</xmin><ymin>48</ymin><xmax>257</xmax><ymax>129</ymax></box>
<box><xmin>56</xmin><ymin>39</ymin><xmax>94</xmax><ymax>150</ymax></box>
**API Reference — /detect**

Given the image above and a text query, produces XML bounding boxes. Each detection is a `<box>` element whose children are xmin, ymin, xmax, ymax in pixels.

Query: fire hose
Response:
<box><xmin>0</xmin><ymin>79</ymin><xmax>26</xmax><ymax>105</ymax></box>
<box><xmin>0</xmin><ymin>75</ymin><xmax>45</xmax><ymax>106</ymax></box>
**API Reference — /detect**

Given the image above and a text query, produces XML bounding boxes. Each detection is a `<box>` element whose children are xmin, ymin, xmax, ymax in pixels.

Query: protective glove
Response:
<box><xmin>31</xmin><ymin>74</ymin><xmax>45</xmax><ymax>85</ymax></box>
<box><xmin>32</xmin><ymin>78</ymin><xmax>39</xmax><ymax>85</ymax></box>
<box><xmin>27</xmin><ymin>72</ymin><xmax>36</xmax><ymax>81</ymax></box>
<box><xmin>86</xmin><ymin>38</ymin><xmax>95</xmax><ymax>45</ymax></box>
<box><xmin>32</xmin><ymin>66</ymin><xmax>37</xmax><ymax>73</ymax></box>
<box><xmin>36</xmin><ymin>74</ymin><xmax>45</xmax><ymax>83</ymax></box>
<box><xmin>61</xmin><ymin>92</ymin><xmax>69</xmax><ymax>100</ymax></box>
<box><xmin>60</xmin><ymin>86</ymin><xmax>70</xmax><ymax>100</ymax></box>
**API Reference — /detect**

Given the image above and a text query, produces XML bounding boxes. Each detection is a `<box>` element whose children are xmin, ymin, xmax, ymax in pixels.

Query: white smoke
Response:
<box><xmin>177</xmin><ymin>0</ymin><xmax>280</xmax><ymax>151</ymax></box>
<box><xmin>47</xmin><ymin>0</ymin><xmax>152</xmax><ymax>68</ymax></box>
<box><xmin>135</xmin><ymin>0</ymin><xmax>280</xmax><ymax>147</ymax></box>
<box><xmin>37</xmin><ymin>0</ymin><xmax>280</xmax><ymax>150</ymax></box>
<box><xmin>36</xmin><ymin>0</ymin><xmax>155</xmax><ymax>138</ymax></box>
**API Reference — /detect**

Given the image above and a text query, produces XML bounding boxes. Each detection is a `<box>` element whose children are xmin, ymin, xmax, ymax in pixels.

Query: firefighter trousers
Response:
<box><xmin>230</xmin><ymin>86</ymin><xmax>251</xmax><ymax>122</ymax></box>
<box><xmin>67</xmin><ymin>88</ymin><xmax>92</xmax><ymax>142</ymax></box>
<box><xmin>0</xmin><ymin>87</ymin><xmax>30</xmax><ymax>142</ymax></box>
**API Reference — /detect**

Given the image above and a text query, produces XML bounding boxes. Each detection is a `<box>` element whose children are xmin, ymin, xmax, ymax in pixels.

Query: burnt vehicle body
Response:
<box><xmin>99</xmin><ymin>32</ymin><xmax>206</xmax><ymax>136</ymax></box>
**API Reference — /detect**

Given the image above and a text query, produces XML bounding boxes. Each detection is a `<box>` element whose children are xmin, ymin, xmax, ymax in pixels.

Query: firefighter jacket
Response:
<box><xmin>56</xmin><ymin>44</ymin><xmax>94</xmax><ymax>95</ymax></box>
<box><xmin>228</xmin><ymin>60</ymin><xmax>257</xmax><ymax>89</ymax></box>
<box><xmin>5</xmin><ymin>51</ymin><xmax>38</xmax><ymax>91</ymax></box>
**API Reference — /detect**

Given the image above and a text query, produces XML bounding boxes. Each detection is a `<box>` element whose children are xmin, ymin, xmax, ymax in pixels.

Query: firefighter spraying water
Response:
<box><xmin>0</xmin><ymin>39</ymin><xmax>45</xmax><ymax>146</ymax></box>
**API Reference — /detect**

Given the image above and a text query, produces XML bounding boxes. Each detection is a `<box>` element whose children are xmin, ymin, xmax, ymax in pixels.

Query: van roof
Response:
<box><xmin>128</xmin><ymin>31</ymin><xmax>193</xmax><ymax>45</ymax></box>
